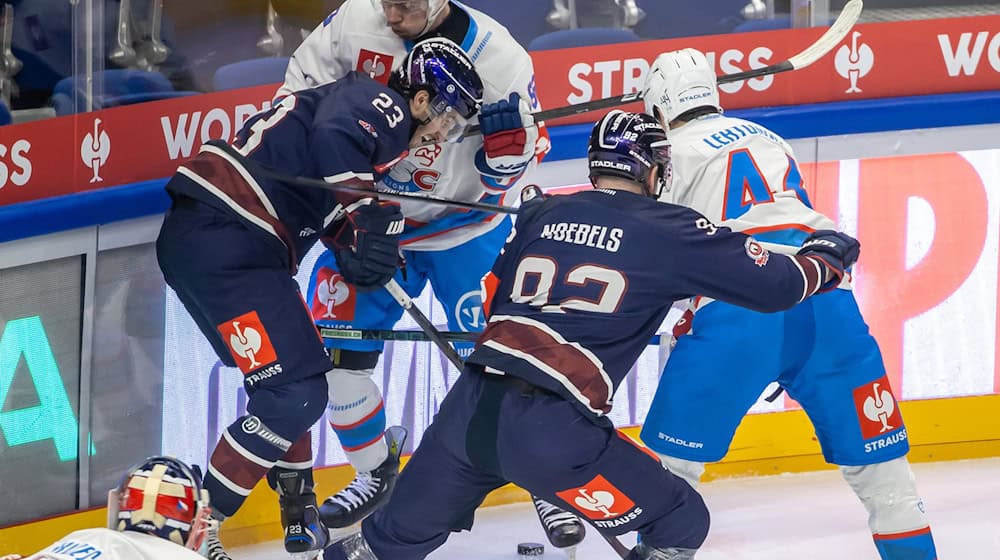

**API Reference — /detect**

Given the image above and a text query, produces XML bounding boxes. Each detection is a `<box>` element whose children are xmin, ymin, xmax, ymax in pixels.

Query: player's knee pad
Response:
<box><xmin>840</xmin><ymin>457</ymin><xmax>929</xmax><ymax>534</ymax></box>
<box><xmin>246</xmin><ymin>375</ymin><xmax>329</xmax><ymax>440</ymax></box>
<box><xmin>657</xmin><ymin>453</ymin><xmax>705</xmax><ymax>489</ymax></box>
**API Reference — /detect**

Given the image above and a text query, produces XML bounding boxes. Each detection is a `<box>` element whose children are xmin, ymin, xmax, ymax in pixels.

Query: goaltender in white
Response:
<box><xmin>1</xmin><ymin>457</ymin><xmax>212</xmax><ymax>560</ymax></box>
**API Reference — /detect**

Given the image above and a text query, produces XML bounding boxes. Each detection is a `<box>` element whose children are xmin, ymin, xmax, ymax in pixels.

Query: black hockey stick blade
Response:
<box><xmin>463</xmin><ymin>0</ymin><xmax>862</xmax><ymax>135</ymax></box>
<box><xmin>320</xmin><ymin>327</ymin><xmax>480</xmax><ymax>342</ymax></box>
<box><xmin>321</xmin><ymin>326</ymin><xmax>665</xmax><ymax>346</ymax></box>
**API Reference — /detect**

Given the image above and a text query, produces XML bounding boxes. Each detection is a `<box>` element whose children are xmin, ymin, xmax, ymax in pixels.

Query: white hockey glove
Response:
<box><xmin>476</xmin><ymin>92</ymin><xmax>538</xmax><ymax>177</ymax></box>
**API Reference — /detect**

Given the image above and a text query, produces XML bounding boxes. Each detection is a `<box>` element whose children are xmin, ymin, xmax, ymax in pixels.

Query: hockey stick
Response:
<box><xmin>214</xmin><ymin>142</ymin><xmax>518</xmax><ymax>215</ymax></box>
<box><xmin>321</xmin><ymin>326</ymin><xmax>480</xmax><ymax>342</ymax></box>
<box><xmin>320</xmin><ymin>326</ymin><xmax>665</xmax><ymax>346</ymax></box>
<box><xmin>464</xmin><ymin>0</ymin><xmax>863</xmax><ymax>135</ymax></box>
<box><xmin>383</xmin><ymin>278</ymin><xmax>466</xmax><ymax>370</ymax></box>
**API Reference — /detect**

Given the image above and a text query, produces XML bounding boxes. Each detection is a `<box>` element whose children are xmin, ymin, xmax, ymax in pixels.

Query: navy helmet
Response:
<box><xmin>588</xmin><ymin>110</ymin><xmax>673</xmax><ymax>198</ymax></box>
<box><xmin>390</xmin><ymin>37</ymin><xmax>484</xmax><ymax>141</ymax></box>
<box><xmin>108</xmin><ymin>456</ymin><xmax>212</xmax><ymax>551</ymax></box>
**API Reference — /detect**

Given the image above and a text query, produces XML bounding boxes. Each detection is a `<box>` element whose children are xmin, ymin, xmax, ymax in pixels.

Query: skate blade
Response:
<box><xmin>326</xmin><ymin>523</ymin><xmax>362</xmax><ymax>543</ymax></box>
<box><xmin>563</xmin><ymin>545</ymin><xmax>577</xmax><ymax>560</ymax></box>
<box><xmin>288</xmin><ymin>551</ymin><xmax>321</xmax><ymax>560</ymax></box>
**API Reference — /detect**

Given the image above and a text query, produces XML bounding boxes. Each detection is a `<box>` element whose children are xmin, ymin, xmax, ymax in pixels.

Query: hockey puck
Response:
<box><xmin>517</xmin><ymin>542</ymin><xmax>545</xmax><ymax>556</ymax></box>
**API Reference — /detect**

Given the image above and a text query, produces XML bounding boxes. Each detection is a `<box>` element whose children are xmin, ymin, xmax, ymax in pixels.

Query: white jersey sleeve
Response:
<box><xmin>663</xmin><ymin>113</ymin><xmax>836</xmax><ymax>255</ymax></box>
<box><xmin>276</xmin><ymin>0</ymin><xmax>549</xmax><ymax>250</ymax></box>
<box><xmin>22</xmin><ymin>528</ymin><xmax>204</xmax><ymax>560</ymax></box>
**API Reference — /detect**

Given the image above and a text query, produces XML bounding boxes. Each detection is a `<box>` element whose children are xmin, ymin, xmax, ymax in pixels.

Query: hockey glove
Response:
<box><xmin>796</xmin><ymin>230</ymin><xmax>860</xmax><ymax>292</ymax></box>
<box><xmin>516</xmin><ymin>184</ymin><xmax>552</xmax><ymax>228</ymax></box>
<box><xmin>331</xmin><ymin>201</ymin><xmax>405</xmax><ymax>292</ymax></box>
<box><xmin>477</xmin><ymin>92</ymin><xmax>538</xmax><ymax>177</ymax></box>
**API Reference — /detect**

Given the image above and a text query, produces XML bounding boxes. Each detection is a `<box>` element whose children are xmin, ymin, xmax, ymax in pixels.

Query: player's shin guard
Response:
<box><xmin>269</xmin><ymin>432</ymin><xmax>329</xmax><ymax>556</ymax></box>
<box><xmin>326</xmin><ymin>358</ymin><xmax>388</xmax><ymax>472</ymax></box>
<box><xmin>321</xmin><ymin>426</ymin><xmax>408</xmax><ymax>528</ymax></box>
<box><xmin>840</xmin><ymin>457</ymin><xmax>937</xmax><ymax>560</ymax></box>
<box><xmin>203</xmin><ymin>377</ymin><xmax>327</xmax><ymax>518</ymax></box>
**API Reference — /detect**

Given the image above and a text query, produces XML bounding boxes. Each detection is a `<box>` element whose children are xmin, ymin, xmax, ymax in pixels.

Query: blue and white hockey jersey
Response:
<box><xmin>468</xmin><ymin>189</ymin><xmax>831</xmax><ymax>418</ymax></box>
<box><xmin>165</xmin><ymin>72</ymin><xmax>410</xmax><ymax>271</ymax></box>
<box><xmin>278</xmin><ymin>0</ymin><xmax>548</xmax><ymax>250</ymax></box>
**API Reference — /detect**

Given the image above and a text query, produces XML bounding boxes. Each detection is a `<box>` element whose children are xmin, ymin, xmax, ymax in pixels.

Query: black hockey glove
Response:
<box><xmin>331</xmin><ymin>201</ymin><xmax>405</xmax><ymax>292</ymax></box>
<box><xmin>796</xmin><ymin>229</ymin><xmax>861</xmax><ymax>292</ymax></box>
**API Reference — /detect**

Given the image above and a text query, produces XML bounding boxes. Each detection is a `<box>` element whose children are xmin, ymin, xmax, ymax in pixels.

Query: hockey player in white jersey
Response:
<box><xmin>639</xmin><ymin>48</ymin><xmax>938</xmax><ymax>560</ymax></box>
<box><xmin>275</xmin><ymin>0</ymin><xmax>584</xmax><ymax>551</ymax></box>
<box><xmin>1</xmin><ymin>457</ymin><xmax>212</xmax><ymax>560</ymax></box>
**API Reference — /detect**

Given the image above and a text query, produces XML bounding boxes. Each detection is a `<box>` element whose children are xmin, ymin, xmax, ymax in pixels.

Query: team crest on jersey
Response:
<box><xmin>357</xmin><ymin>49</ymin><xmax>394</xmax><ymax>84</ymax></box>
<box><xmin>217</xmin><ymin>311</ymin><xmax>278</xmax><ymax>374</ymax></box>
<box><xmin>744</xmin><ymin>237</ymin><xmax>770</xmax><ymax>266</ymax></box>
<box><xmin>557</xmin><ymin>474</ymin><xmax>637</xmax><ymax>521</ymax></box>
<box><xmin>357</xmin><ymin>119</ymin><xmax>379</xmax><ymax>138</ymax></box>
<box><xmin>382</xmin><ymin>159</ymin><xmax>440</xmax><ymax>192</ymax></box>
<box><xmin>853</xmin><ymin>375</ymin><xmax>904</xmax><ymax>440</ymax></box>
<box><xmin>312</xmin><ymin>268</ymin><xmax>357</xmax><ymax>322</ymax></box>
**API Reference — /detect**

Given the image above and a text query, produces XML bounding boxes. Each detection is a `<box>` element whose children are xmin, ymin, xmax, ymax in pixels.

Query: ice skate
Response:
<box><xmin>321</xmin><ymin>426</ymin><xmax>408</xmax><ymax>528</ymax></box>
<box><xmin>533</xmin><ymin>495</ymin><xmax>586</xmax><ymax>548</ymax></box>
<box><xmin>270</xmin><ymin>467</ymin><xmax>330</xmax><ymax>558</ymax></box>
<box><xmin>204</xmin><ymin>520</ymin><xmax>233</xmax><ymax>560</ymax></box>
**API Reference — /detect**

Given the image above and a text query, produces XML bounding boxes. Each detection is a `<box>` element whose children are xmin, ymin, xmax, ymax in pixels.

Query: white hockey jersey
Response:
<box><xmin>19</xmin><ymin>528</ymin><xmax>204</xmax><ymax>560</ymax></box>
<box><xmin>279</xmin><ymin>0</ymin><xmax>548</xmax><ymax>251</ymax></box>
<box><xmin>661</xmin><ymin>113</ymin><xmax>847</xmax><ymax>309</ymax></box>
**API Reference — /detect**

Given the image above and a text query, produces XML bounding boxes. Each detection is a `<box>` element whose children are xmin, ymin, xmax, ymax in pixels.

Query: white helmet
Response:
<box><xmin>643</xmin><ymin>48</ymin><xmax>722</xmax><ymax>126</ymax></box>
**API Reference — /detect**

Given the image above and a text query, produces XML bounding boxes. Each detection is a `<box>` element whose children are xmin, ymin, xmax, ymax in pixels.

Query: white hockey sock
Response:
<box><xmin>326</xmin><ymin>367</ymin><xmax>388</xmax><ymax>473</ymax></box>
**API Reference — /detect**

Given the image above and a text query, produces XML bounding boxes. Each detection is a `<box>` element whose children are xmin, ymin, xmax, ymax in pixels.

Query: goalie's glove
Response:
<box><xmin>796</xmin><ymin>229</ymin><xmax>860</xmax><ymax>292</ymax></box>
<box><xmin>328</xmin><ymin>200</ymin><xmax>405</xmax><ymax>292</ymax></box>
<box><xmin>477</xmin><ymin>92</ymin><xmax>538</xmax><ymax>177</ymax></box>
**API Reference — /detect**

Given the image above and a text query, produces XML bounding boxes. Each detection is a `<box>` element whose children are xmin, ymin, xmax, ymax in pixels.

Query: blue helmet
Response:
<box><xmin>588</xmin><ymin>110</ymin><xmax>673</xmax><ymax>198</ymax></box>
<box><xmin>390</xmin><ymin>37</ymin><xmax>484</xmax><ymax>140</ymax></box>
<box><xmin>108</xmin><ymin>456</ymin><xmax>212</xmax><ymax>550</ymax></box>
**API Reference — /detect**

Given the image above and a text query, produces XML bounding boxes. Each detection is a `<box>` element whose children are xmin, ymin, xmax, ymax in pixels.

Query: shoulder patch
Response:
<box><xmin>744</xmin><ymin>237</ymin><xmax>770</xmax><ymax>267</ymax></box>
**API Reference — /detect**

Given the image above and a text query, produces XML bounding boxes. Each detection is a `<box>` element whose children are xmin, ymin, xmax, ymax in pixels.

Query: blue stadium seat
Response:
<box><xmin>50</xmin><ymin>69</ymin><xmax>197</xmax><ymax>116</ymax></box>
<box><xmin>732</xmin><ymin>16</ymin><xmax>792</xmax><ymax>33</ymax></box>
<box><xmin>528</xmin><ymin>27</ymin><xmax>640</xmax><ymax>51</ymax></box>
<box><xmin>634</xmin><ymin>0</ymin><xmax>746</xmax><ymax>39</ymax></box>
<box><xmin>0</xmin><ymin>100</ymin><xmax>11</xmax><ymax>126</ymax></box>
<box><xmin>459</xmin><ymin>0</ymin><xmax>554</xmax><ymax>49</ymax></box>
<box><xmin>212</xmin><ymin>57</ymin><xmax>291</xmax><ymax>91</ymax></box>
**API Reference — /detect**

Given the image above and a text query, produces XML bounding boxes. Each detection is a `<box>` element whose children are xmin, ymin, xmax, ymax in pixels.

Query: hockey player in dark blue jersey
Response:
<box><xmin>155</xmin><ymin>37</ymin><xmax>484</xmax><ymax>560</ymax></box>
<box><xmin>323</xmin><ymin>110</ymin><xmax>861</xmax><ymax>560</ymax></box>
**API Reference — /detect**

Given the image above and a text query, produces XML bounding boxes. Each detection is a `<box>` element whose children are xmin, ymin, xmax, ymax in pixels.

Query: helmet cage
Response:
<box><xmin>107</xmin><ymin>456</ymin><xmax>212</xmax><ymax>551</ymax></box>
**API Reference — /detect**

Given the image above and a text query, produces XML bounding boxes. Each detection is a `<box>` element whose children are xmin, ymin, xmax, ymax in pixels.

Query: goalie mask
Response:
<box><xmin>588</xmin><ymin>110</ymin><xmax>673</xmax><ymax>199</ymax></box>
<box><xmin>107</xmin><ymin>456</ymin><xmax>212</xmax><ymax>551</ymax></box>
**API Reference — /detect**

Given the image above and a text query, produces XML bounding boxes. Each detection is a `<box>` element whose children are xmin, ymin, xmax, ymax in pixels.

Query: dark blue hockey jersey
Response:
<box><xmin>467</xmin><ymin>188</ymin><xmax>829</xmax><ymax>418</ymax></box>
<box><xmin>165</xmin><ymin>72</ymin><xmax>411</xmax><ymax>271</ymax></box>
